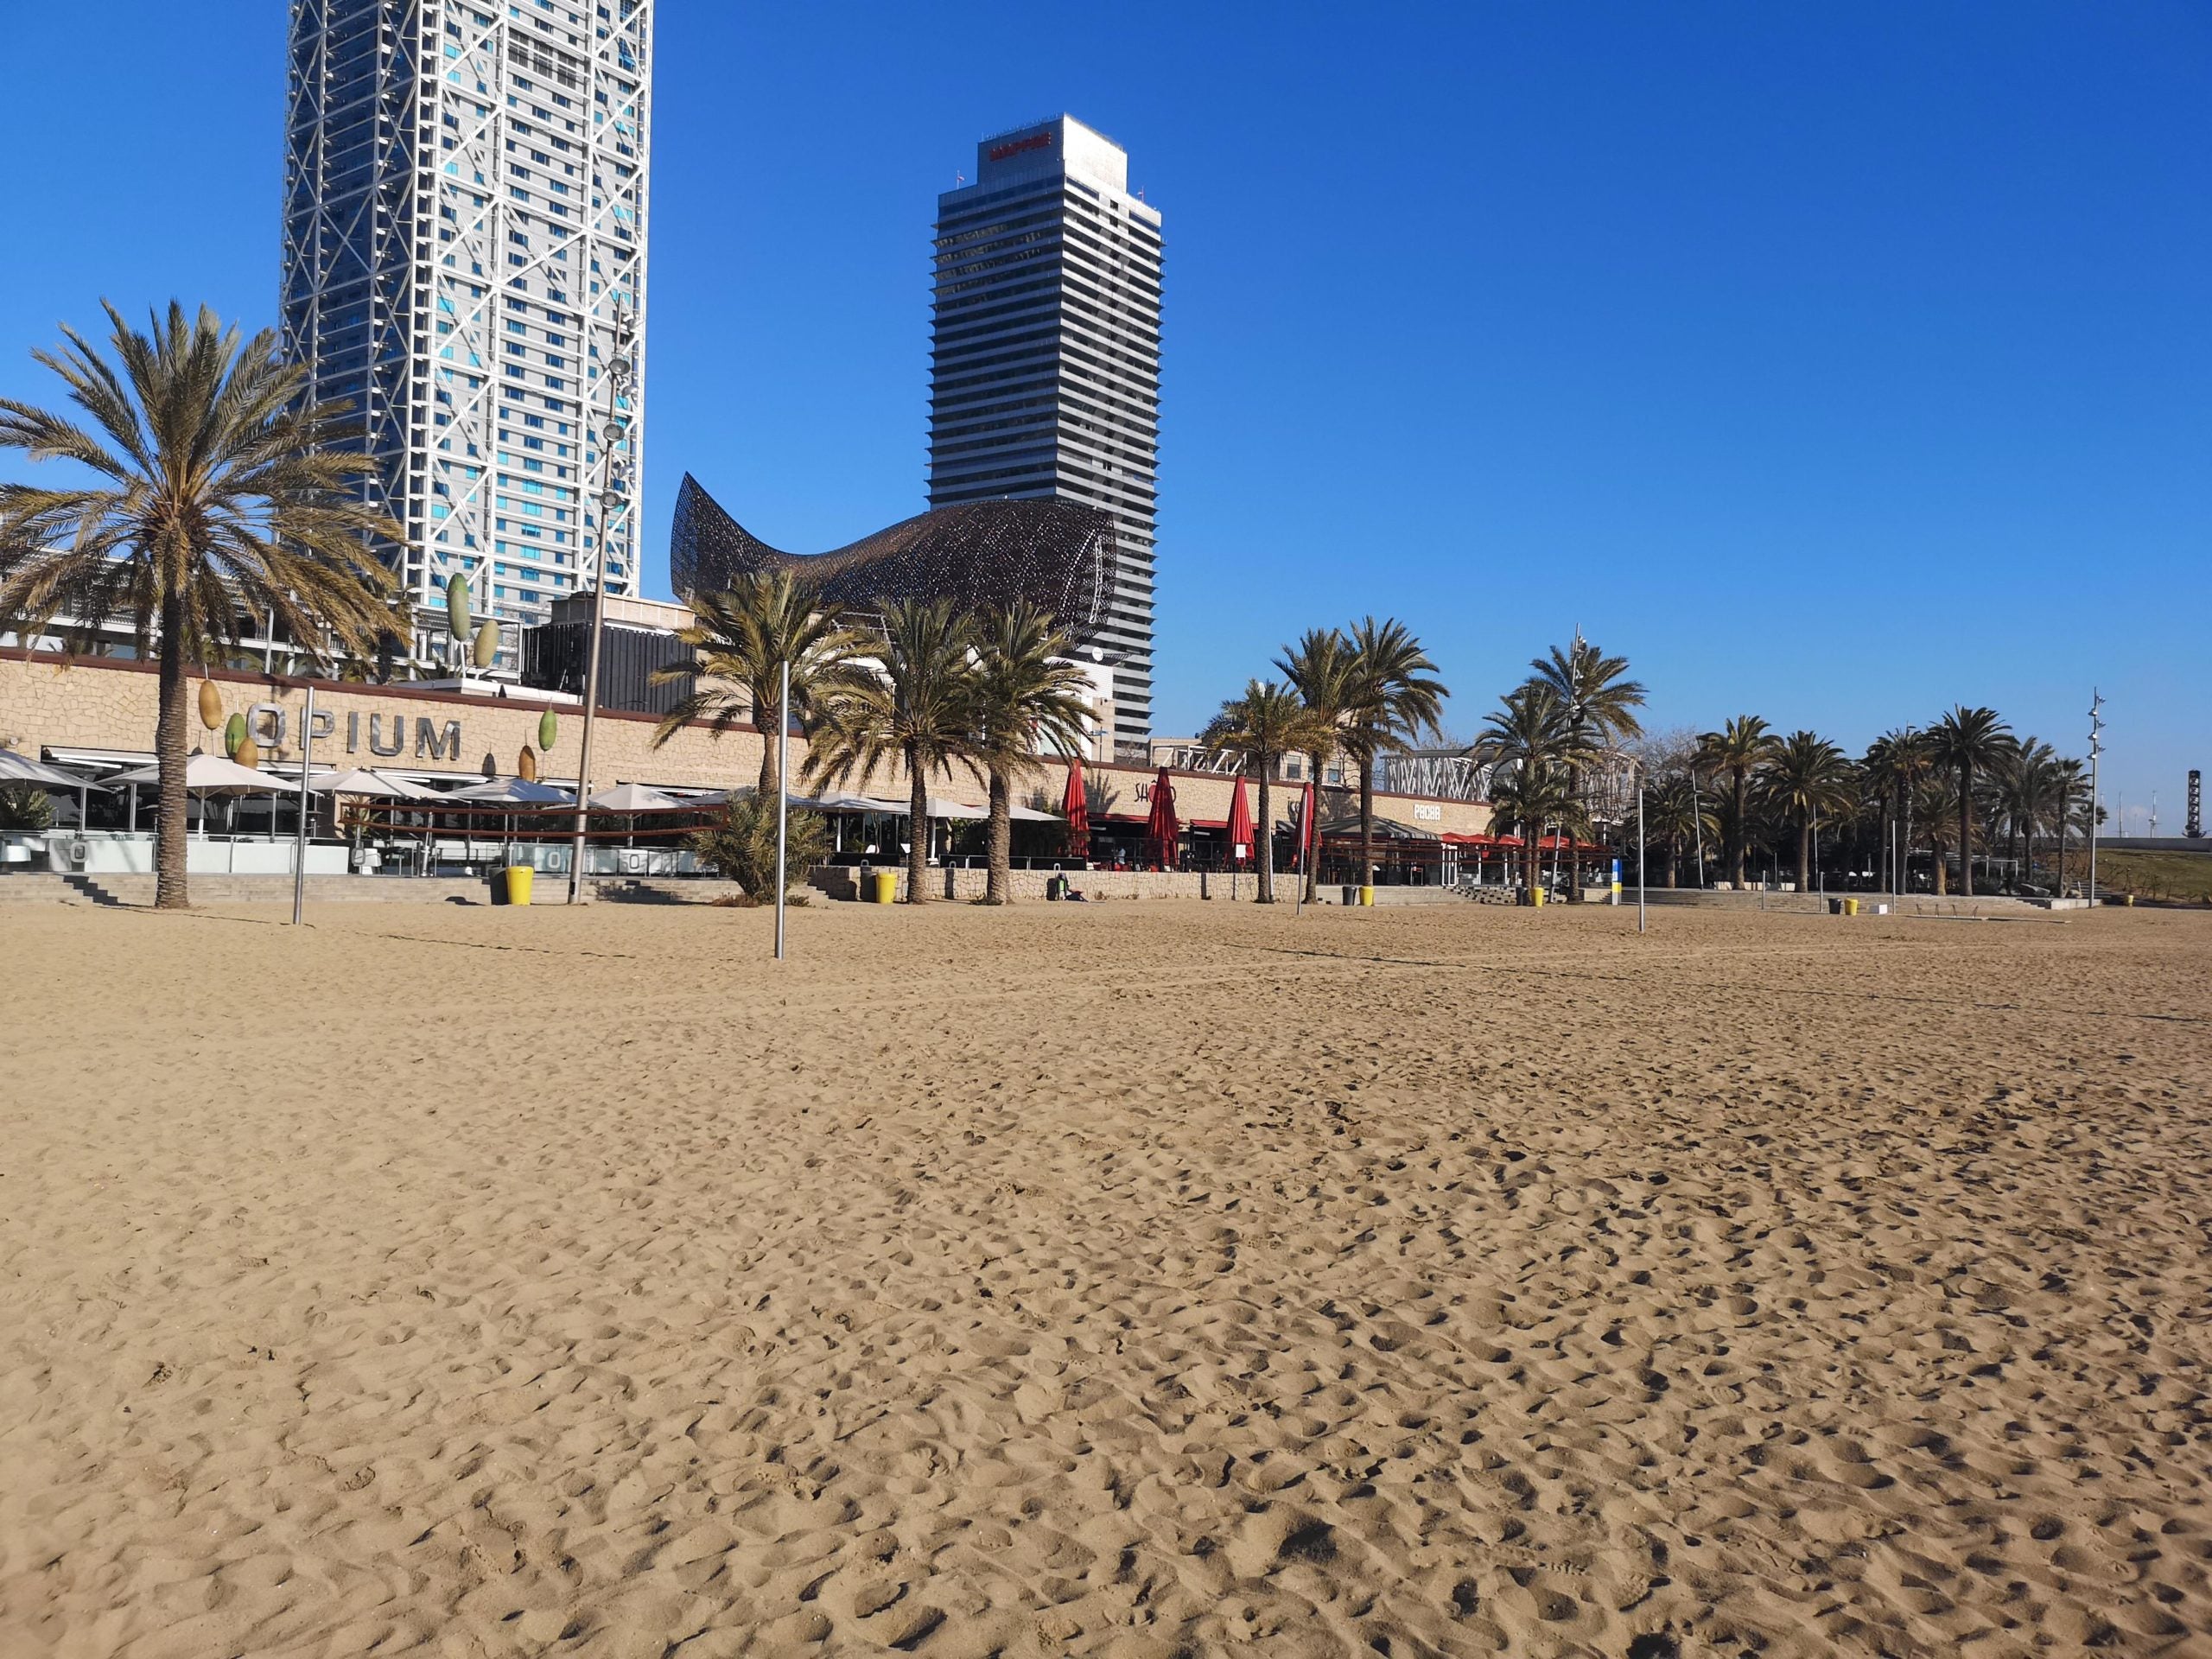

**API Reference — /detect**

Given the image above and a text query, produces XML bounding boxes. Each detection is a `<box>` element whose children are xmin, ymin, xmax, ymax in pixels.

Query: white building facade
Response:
<box><xmin>282</xmin><ymin>0</ymin><xmax>652</xmax><ymax>667</ymax></box>
<box><xmin>930</xmin><ymin>117</ymin><xmax>1162</xmax><ymax>754</ymax></box>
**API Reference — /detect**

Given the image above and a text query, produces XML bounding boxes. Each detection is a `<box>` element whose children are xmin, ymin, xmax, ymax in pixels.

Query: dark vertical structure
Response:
<box><xmin>930</xmin><ymin>116</ymin><xmax>1162</xmax><ymax>754</ymax></box>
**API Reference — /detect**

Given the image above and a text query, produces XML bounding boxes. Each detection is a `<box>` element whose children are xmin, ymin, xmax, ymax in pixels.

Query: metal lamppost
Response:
<box><xmin>291</xmin><ymin>683</ymin><xmax>318</xmax><ymax>925</ymax></box>
<box><xmin>567</xmin><ymin>306</ymin><xmax>639</xmax><ymax>904</ymax></box>
<box><xmin>2087</xmin><ymin>690</ymin><xmax>2104</xmax><ymax>906</ymax></box>
<box><xmin>1899</xmin><ymin>723</ymin><xmax>1915</xmax><ymax>902</ymax></box>
<box><xmin>1636</xmin><ymin>762</ymin><xmax>1647</xmax><ymax>934</ymax></box>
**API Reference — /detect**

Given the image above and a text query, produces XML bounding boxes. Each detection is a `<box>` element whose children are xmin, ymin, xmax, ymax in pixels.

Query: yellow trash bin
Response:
<box><xmin>504</xmin><ymin>865</ymin><xmax>533</xmax><ymax>906</ymax></box>
<box><xmin>1530</xmin><ymin>887</ymin><xmax>1547</xmax><ymax>907</ymax></box>
<box><xmin>869</xmin><ymin>870</ymin><xmax>898</xmax><ymax>905</ymax></box>
<box><xmin>1843</xmin><ymin>897</ymin><xmax>1859</xmax><ymax>917</ymax></box>
<box><xmin>1358</xmin><ymin>884</ymin><xmax>1376</xmax><ymax>907</ymax></box>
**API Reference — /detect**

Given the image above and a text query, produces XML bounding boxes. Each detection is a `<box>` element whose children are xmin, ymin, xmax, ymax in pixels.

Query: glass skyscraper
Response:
<box><xmin>930</xmin><ymin>117</ymin><xmax>1162</xmax><ymax>751</ymax></box>
<box><xmin>282</xmin><ymin>0</ymin><xmax>652</xmax><ymax>664</ymax></box>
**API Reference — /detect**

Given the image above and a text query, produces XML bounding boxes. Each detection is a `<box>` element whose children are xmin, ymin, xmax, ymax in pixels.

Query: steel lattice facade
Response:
<box><xmin>931</xmin><ymin>117</ymin><xmax>1162</xmax><ymax>753</ymax></box>
<box><xmin>671</xmin><ymin>474</ymin><xmax>1119</xmax><ymax>644</ymax></box>
<box><xmin>282</xmin><ymin>0</ymin><xmax>651</xmax><ymax>667</ymax></box>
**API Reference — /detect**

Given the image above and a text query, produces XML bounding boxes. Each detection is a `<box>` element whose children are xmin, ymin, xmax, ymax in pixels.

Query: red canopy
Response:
<box><xmin>1061</xmin><ymin>755</ymin><xmax>1090</xmax><ymax>858</ymax></box>
<box><xmin>1144</xmin><ymin>767</ymin><xmax>1180</xmax><ymax>868</ymax></box>
<box><xmin>1224</xmin><ymin>774</ymin><xmax>1254</xmax><ymax>865</ymax></box>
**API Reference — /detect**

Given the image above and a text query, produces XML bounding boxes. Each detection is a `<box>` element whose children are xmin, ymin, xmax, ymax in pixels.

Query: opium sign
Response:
<box><xmin>246</xmin><ymin>701</ymin><xmax>467</xmax><ymax>762</ymax></box>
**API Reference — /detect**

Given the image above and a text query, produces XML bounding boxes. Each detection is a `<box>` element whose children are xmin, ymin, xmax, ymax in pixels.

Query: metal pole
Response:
<box><xmin>568</xmin><ymin>307</ymin><xmax>637</xmax><ymax>904</ymax></box>
<box><xmin>291</xmin><ymin>683</ymin><xmax>316</xmax><ymax>925</ymax></box>
<box><xmin>2087</xmin><ymin>689</ymin><xmax>2103</xmax><ymax>906</ymax></box>
<box><xmin>1637</xmin><ymin>772</ymin><xmax>1646</xmax><ymax>933</ymax></box>
<box><xmin>774</xmin><ymin>657</ymin><xmax>789</xmax><ymax>961</ymax></box>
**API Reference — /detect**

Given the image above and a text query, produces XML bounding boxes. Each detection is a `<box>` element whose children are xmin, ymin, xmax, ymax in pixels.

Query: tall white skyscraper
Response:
<box><xmin>931</xmin><ymin>117</ymin><xmax>1162</xmax><ymax>751</ymax></box>
<box><xmin>282</xmin><ymin>0</ymin><xmax>651</xmax><ymax>662</ymax></box>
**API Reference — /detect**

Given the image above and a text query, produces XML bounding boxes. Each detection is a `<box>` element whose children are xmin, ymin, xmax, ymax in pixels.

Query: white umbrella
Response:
<box><xmin>106</xmin><ymin>751</ymin><xmax>286</xmax><ymax>793</ymax></box>
<box><xmin>443</xmin><ymin>776</ymin><xmax>575</xmax><ymax>805</ymax></box>
<box><xmin>313</xmin><ymin>767</ymin><xmax>437</xmax><ymax>800</ymax></box>
<box><xmin>588</xmin><ymin>780</ymin><xmax>681</xmax><ymax>811</ymax></box>
<box><xmin>0</xmin><ymin>747</ymin><xmax>103</xmax><ymax>790</ymax></box>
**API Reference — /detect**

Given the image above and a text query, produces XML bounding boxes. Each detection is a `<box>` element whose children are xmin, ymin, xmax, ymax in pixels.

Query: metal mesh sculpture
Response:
<box><xmin>671</xmin><ymin>474</ymin><xmax>1119</xmax><ymax>644</ymax></box>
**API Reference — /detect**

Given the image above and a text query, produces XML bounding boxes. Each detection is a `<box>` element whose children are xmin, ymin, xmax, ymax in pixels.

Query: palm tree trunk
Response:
<box><xmin>1358</xmin><ymin>755</ymin><xmax>1375</xmax><ymax>892</ymax></box>
<box><xmin>986</xmin><ymin>766</ymin><xmax>1011</xmax><ymax>904</ymax></box>
<box><xmin>1525</xmin><ymin>814</ymin><xmax>1541</xmax><ymax>899</ymax></box>
<box><xmin>756</xmin><ymin>677</ymin><xmax>784</xmax><ymax>798</ymax></box>
<box><xmin>1934</xmin><ymin>827</ymin><xmax>1948</xmax><ymax>894</ymax></box>
<box><xmin>1566</xmin><ymin>762</ymin><xmax>1583</xmax><ymax>897</ymax></box>
<box><xmin>1732</xmin><ymin>773</ymin><xmax>1749</xmax><ymax>887</ymax></box>
<box><xmin>1665</xmin><ymin>843</ymin><xmax>1679</xmax><ymax>888</ymax></box>
<box><xmin>905</xmin><ymin>743</ymin><xmax>930</xmax><ymax>903</ymax></box>
<box><xmin>1256</xmin><ymin>768</ymin><xmax>1274</xmax><ymax>904</ymax></box>
<box><xmin>1958</xmin><ymin>764</ymin><xmax>1974</xmax><ymax>898</ymax></box>
<box><xmin>2054</xmin><ymin>815</ymin><xmax>2065</xmax><ymax>896</ymax></box>
<box><xmin>1798</xmin><ymin>817</ymin><xmax>1812</xmax><ymax>893</ymax></box>
<box><xmin>1303</xmin><ymin>747</ymin><xmax>1327</xmax><ymax>901</ymax></box>
<box><xmin>155</xmin><ymin>610</ymin><xmax>191</xmax><ymax>910</ymax></box>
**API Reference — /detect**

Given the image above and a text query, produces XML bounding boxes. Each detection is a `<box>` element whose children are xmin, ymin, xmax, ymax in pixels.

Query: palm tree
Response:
<box><xmin>1201</xmin><ymin>680</ymin><xmax>1327</xmax><ymax>904</ymax></box>
<box><xmin>1926</xmin><ymin>705</ymin><xmax>2013</xmax><ymax>897</ymax></box>
<box><xmin>971</xmin><ymin>602</ymin><xmax>1095</xmax><ymax>904</ymax></box>
<box><xmin>2051</xmin><ymin>756</ymin><xmax>2088</xmax><ymax>897</ymax></box>
<box><xmin>0</xmin><ymin>302</ymin><xmax>403</xmax><ymax>910</ymax></box>
<box><xmin>649</xmin><ymin>570</ymin><xmax>874</xmax><ymax>798</ymax></box>
<box><xmin>1861</xmin><ymin>728</ymin><xmax>1931</xmax><ymax>893</ymax></box>
<box><xmin>1644</xmin><ymin>772</ymin><xmax>1716</xmax><ymax>888</ymax></box>
<box><xmin>1274</xmin><ymin>626</ymin><xmax>1355</xmax><ymax>902</ymax></box>
<box><xmin>1528</xmin><ymin>636</ymin><xmax>1646</xmax><ymax>894</ymax></box>
<box><xmin>1763</xmin><ymin>731</ymin><xmax>1857</xmax><ymax>894</ymax></box>
<box><xmin>1485</xmin><ymin>750</ymin><xmax>1588</xmax><ymax>899</ymax></box>
<box><xmin>1994</xmin><ymin>738</ymin><xmax>2058</xmax><ymax>892</ymax></box>
<box><xmin>805</xmin><ymin>597</ymin><xmax>980</xmax><ymax>903</ymax></box>
<box><xmin>1339</xmin><ymin>616</ymin><xmax>1449</xmax><ymax>892</ymax></box>
<box><xmin>1475</xmin><ymin>683</ymin><xmax>1579</xmax><ymax>899</ymax></box>
<box><xmin>1695</xmin><ymin>716</ymin><xmax>1781</xmax><ymax>888</ymax></box>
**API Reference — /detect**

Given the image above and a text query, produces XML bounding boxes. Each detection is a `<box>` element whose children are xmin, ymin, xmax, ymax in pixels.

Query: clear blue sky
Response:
<box><xmin>3</xmin><ymin>3</ymin><xmax>2205</xmax><ymax>825</ymax></box>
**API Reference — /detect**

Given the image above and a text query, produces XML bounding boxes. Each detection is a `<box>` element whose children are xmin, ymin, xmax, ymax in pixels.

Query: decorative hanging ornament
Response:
<box><xmin>518</xmin><ymin>746</ymin><xmax>538</xmax><ymax>782</ymax></box>
<box><xmin>472</xmin><ymin>617</ymin><xmax>500</xmax><ymax>669</ymax></box>
<box><xmin>537</xmin><ymin>709</ymin><xmax>558</xmax><ymax>751</ymax></box>
<box><xmin>446</xmin><ymin>572</ymin><xmax>472</xmax><ymax>640</ymax></box>
<box><xmin>223</xmin><ymin>712</ymin><xmax>246</xmax><ymax>756</ymax></box>
<box><xmin>197</xmin><ymin>681</ymin><xmax>224</xmax><ymax>730</ymax></box>
<box><xmin>234</xmin><ymin>734</ymin><xmax>262</xmax><ymax>771</ymax></box>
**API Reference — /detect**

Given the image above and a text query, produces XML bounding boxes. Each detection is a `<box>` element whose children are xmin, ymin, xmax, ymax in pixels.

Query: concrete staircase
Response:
<box><xmin>0</xmin><ymin>872</ymin><xmax>496</xmax><ymax>906</ymax></box>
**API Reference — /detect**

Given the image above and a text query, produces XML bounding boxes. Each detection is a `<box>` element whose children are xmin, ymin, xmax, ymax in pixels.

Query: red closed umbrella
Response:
<box><xmin>1224</xmin><ymin>773</ymin><xmax>1254</xmax><ymax>865</ymax></box>
<box><xmin>1061</xmin><ymin>755</ymin><xmax>1090</xmax><ymax>860</ymax></box>
<box><xmin>1144</xmin><ymin>766</ymin><xmax>1180</xmax><ymax>870</ymax></box>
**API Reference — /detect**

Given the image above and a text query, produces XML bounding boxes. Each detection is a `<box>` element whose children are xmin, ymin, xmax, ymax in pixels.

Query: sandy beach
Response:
<box><xmin>1</xmin><ymin>898</ymin><xmax>2206</xmax><ymax>1657</ymax></box>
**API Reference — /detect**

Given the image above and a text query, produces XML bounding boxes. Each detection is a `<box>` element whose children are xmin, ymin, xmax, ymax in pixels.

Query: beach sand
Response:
<box><xmin>1</xmin><ymin>898</ymin><xmax>2206</xmax><ymax>1657</ymax></box>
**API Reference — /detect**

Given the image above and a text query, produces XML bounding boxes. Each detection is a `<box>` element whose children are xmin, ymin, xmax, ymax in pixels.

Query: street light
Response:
<box><xmin>567</xmin><ymin>304</ymin><xmax>638</xmax><ymax>904</ymax></box>
<box><xmin>2087</xmin><ymin>690</ymin><xmax>2104</xmax><ymax>906</ymax></box>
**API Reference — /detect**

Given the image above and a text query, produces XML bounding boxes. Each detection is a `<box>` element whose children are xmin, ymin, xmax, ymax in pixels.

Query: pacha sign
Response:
<box><xmin>246</xmin><ymin>700</ymin><xmax>466</xmax><ymax>762</ymax></box>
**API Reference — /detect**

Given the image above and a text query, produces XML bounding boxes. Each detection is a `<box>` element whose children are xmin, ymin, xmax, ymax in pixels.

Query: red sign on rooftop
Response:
<box><xmin>988</xmin><ymin>130</ymin><xmax>1054</xmax><ymax>163</ymax></box>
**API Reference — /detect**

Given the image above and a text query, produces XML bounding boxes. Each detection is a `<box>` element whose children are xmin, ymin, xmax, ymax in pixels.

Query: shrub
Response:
<box><xmin>688</xmin><ymin>795</ymin><xmax>830</xmax><ymax>897</ymax></box>
<box><xmin>0</xmin><ymin>782</ymin><xmax>55</xmax><ymax>833</ymax></box>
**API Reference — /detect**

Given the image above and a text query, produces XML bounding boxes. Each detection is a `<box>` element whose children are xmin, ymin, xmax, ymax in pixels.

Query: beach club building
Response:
<box><xmin>0</xmin><ymin>648</ymin><xmax>1504</xmax><ymax>897</ymax></box>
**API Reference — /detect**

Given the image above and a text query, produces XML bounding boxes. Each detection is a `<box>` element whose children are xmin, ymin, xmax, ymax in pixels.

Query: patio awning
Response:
<box><xmin>1316</xmin><ymin>815</ymin><xmax>1438</xmax><ymax>842</ymax></box>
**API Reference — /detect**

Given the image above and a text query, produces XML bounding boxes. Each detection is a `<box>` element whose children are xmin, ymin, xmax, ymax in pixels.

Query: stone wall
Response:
<box><xmin>1</xmin><ymin>652</ymin><xmax>1495</xmax><ymax>837</ymax></box>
